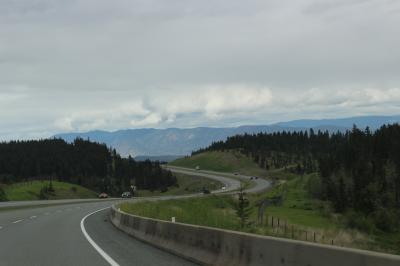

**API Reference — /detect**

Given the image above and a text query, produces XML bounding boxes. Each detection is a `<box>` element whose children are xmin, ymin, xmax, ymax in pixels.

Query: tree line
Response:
<box><xmin>0</xmin><ymin>138</ymin><xmax>176</xmax><ymax>196</ymax></box>
<box><xmin>195</xmin><ymin>124</ymin><xmax>400</xmax><ymax>232</ymax></box>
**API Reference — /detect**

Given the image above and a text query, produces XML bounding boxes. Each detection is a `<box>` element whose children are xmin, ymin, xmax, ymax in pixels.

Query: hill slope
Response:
<box><xmin>2</xmin><ymin>181</ymin><xmax>97</xmax><ymax>201</ymax></box>
<box><xmin>170</xmin><ymin>151</ymin><xmax>268</xmax><ymax>177</ymax></box>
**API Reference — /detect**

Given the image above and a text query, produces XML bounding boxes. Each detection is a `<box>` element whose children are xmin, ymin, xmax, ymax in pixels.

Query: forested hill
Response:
<box><xmin>54</xmin><ymin>115</ymin><xmax>400</xmax><ymax>157</ymax></box>
<box><xmin>196</xmin><ymin>124</ymin><xmax>400</xmax><ymax>232</ymax></box>
<box><xmin>0</xmin><ymin>139</ymin><xmax>176</xmax><ymax>196</ymax></box>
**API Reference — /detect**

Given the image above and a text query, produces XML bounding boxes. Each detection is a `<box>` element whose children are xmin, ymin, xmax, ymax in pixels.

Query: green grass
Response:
<box><xmin>3</xmin><ymin>180</ymin><xmax>97</xmax><ymax>201</ymax></box>
<box><xmin>170</xmin><ymin>150</ymin><xmax>269</xmax><ymax>177</ymax></box>
<box><xmin>123</xmin><ymin>173</ymin><xmax>335</xmax><ymax>231</ymax></box>
<box><xmin>1</xmin><ymin>173</ymin><xmax>223</xmax><ymax>200</ymax></box>
<box><xmin>120</xmin><ymin>195</ymin><xmax>240</xmax><ymax>230</ymax></box>
<box><xmin>266</xmin><ymin>167</ymin><xmax>300</xmax><ymax>181</ymax></box>
<box><xmin>120</xmin><ymin>169</ymin><xmax>400</xmax><ymax>255</ymax></box>
<box><xmin>135</xmin><ymin>173</ymin><xmax>223</xmax><ymax>197</ymax></box>
<box><xmin>252</xmin><ymin>174</ymin><xmax>336</xmax><ymax>229</ymax></box>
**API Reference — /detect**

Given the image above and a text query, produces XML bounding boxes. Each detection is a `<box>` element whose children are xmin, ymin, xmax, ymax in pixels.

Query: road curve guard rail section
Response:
<box><xmin>110</xmin><ymin>205</ymin><xmax>400</xmax><ymax>266</ymax></box>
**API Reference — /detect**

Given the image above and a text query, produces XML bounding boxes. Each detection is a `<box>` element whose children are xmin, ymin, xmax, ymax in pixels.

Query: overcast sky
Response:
<box><xmin>0</xmin><ymin>0</ymin><xmax>399</xmax><ymax>139</ymax></box>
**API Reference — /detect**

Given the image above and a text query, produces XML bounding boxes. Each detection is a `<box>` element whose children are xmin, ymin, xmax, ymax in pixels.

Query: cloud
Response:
<box><xmin>130</xmin><ymin>113</ymin><xmax>162</xmax><ymax>127</ymax></box>
<box><xmin>52</xmin><ymin>100</ymin><xmax>149</xmax><ymax>131</ymax></box>
<box><xmin>45</xmin><ymin>86</ymin><xmax>400</xmax><ymax>133</ymax></box>
<box><xmin>147</xmin><ymin>85</ymin><xmax>272</xmax><ymax>118</ymax></box>
<box><xmin>54</xmin><ymin>117</ymin><xmax>74</xmax><ymax>131</ymax></box>
<box><xmin>50</xmin><ymin>85</ymin><xmax>272</xmax><ymax>131</ymax></box>
<box><xmin>0</xmin><ymin>84</ymin><xmax>29</xmax><ymax>103</ymax></box>
<box><xmin>0</xmin><ymin>0</ymin><xmax>399</xmax><ymax>139</ymax></box>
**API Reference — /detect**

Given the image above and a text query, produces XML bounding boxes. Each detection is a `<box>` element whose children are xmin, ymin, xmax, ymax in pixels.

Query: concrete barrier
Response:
<box><xmin>110</xmin><ymin>205</ymin><xmax>400</xmax><ymax>266</ymax></box>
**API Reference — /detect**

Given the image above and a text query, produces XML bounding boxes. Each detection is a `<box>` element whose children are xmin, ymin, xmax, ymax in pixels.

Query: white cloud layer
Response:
<box><xmin>0</xmin><ymin>0</ymin><xmax>400</xmax><ymax>139</ymax></box>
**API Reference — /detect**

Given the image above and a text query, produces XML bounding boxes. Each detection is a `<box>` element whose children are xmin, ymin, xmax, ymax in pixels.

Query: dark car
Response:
<box><xmin>202</xmin><ymin>187</ymin><xmax>210</xmax><ymax>194</ymax></box>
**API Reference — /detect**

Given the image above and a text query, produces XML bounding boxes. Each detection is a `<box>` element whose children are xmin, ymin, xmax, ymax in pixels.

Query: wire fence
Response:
<box><xmin>260</xmin><ymin>215</ymin><xmax>339</xmax><ymax>246</ymax></box>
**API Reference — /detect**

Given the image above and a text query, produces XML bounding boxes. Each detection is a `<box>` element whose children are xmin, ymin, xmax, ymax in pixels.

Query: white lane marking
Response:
<box><xmin>30</xmin><ymin>216</ymin><xmax>37</xmax><ymax>219</ymax></box>
<box><xmin>12</xmin><ymin>219</ymin><xmax>23</xmax><ymax>224</ymax></box>
<box><xmin>44</xmin><ymin>212</ymin><xmax>50</xmax><ymax>215</ymax></box>
<box><xmin>80</xmin><ymin>207</ymin><xmax>119</xmax><ymax>266</ymax></box>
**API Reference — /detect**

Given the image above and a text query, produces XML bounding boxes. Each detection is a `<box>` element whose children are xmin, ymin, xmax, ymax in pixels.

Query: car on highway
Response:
<box><xmin>202</xmin><ymin>187</ymin><xmax>210</xmax><ymax>194</ymax></box>
<box><xmin>121</xmin><ymin>191</ymin><xmax>132</xmax><ymax>198</ymax></box>
<box><xmin>98</xmin><ymin>192</ymin><xmax>108</xmax><ymax>198</ymax></box>
<box><xmin>221</xmin><ymin>186</ymin><xmax>226</xmax><ymax>190</ymax></box>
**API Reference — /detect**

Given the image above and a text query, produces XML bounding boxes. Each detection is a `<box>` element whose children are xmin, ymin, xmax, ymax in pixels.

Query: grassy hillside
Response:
<box><xmin>135</xmin><ymin>172</ymin><xmax>223</xmax><ymax>197</ymax></box>
<box><xmin>121</xmin><ymin>171</ymin><xmax>400</xmax><ymax>255</ymax></box>
<box><xmin>170</xmin><ymin>150</ymin><xmax>268</xmax><ymax>177</ymax></box>
<box><xmin>0</xmin><ymin>173</ymin><xmax>223</xmax><ymax>201</ymax></box>
<box><xmin>2</xmin><ymin>180</ymin><xmax>97</xmax><ymax>201</ymax></box>
<box><xmin>121</xmin><ymin>195</ymin><xmax>238</xmax><ymax>229</ymax></box>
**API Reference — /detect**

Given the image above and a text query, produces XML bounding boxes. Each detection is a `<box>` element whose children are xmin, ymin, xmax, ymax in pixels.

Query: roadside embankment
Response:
<box><xmin>110</xmin><ymin>205</ymin><xmax>400</xmax><ymax>266</ymax></box>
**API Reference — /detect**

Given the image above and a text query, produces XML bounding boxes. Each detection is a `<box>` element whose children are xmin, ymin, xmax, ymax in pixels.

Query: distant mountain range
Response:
<box><xmin>54</xmin><ymin>115</ymin><xmax>400</xmax><ymax>157</ymax></box>
<box><xmin>274</xmin><ymin>115</ymin><xmax>400</xmax><ymax>129</ymax></box>
<box><xmin>134</xmin><ymin>155</ymin><xmax>184</xmax><ymax>162</ymax></box>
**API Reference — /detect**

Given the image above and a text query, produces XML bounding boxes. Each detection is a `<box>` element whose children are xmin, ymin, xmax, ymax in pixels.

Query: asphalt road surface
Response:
<box><xmin>0</xmin><ymin>167</ymin><xmax>270</xmax><ymax>266</ymax></box>
<box><xmin>165</xmin><ymin>165</ymin><xmax>271</xmax><ymax>193</ymax></box>
<box><xmin>0</xmin><ymin>198</ymin><xmax>118</xmax><ymax>210</ymax></box>
<box><xmin>0</xmin><ymin>199</ymin><xmax>198</xmax><ymax>266</ymax></box>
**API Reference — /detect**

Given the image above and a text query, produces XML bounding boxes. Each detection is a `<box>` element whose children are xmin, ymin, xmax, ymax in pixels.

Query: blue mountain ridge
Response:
<box><xmin>54</xmin><ymin>115</ymin><xmax>400</xmax><ymax>157</ymax></box>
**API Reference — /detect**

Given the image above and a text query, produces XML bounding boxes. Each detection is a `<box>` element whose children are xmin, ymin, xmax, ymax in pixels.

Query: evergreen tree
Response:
<box><xmin>194</xmin><ymin>124</ymin><xmax>400</xmax><ymax>232</ymax></box>
<box><xmin>235</xmin><ymin>186</ymin><xmax>251</xmax><ymax>228</ymax></box>
<box><xmin>0</xmin><ymin>138</ymin><xmax>177</xmax><ymax>196</ymax></box>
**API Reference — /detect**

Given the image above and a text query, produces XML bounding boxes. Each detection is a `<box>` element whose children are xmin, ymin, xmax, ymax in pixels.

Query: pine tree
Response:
<box><xmin>235</xmin><ymin>186</ymin><xmax>251</xmax><ymax>228</ymax></box>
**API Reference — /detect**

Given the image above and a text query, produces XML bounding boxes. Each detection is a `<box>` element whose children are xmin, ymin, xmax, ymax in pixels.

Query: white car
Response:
<box><xmin>121</xmin><ymin>191</ymin><xmax>132</xmax><ymax>198</ymax></box>
<box><xmin>221</xmin><ymin>186</ymin><xmax>226</xmax><ymax>190</ymax></box>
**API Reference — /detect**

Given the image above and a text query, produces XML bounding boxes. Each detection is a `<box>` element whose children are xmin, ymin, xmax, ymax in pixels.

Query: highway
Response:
<box><xmin>165</xmin><ymin>165</ymin><xmax>271</xmax><ymax>193</ymax></box>
<box><xmin>0</xmin><ymin>198</ymin><xmax>118</xmax><ymax>210</ymax></box>
<box><xmin>0</xmin><ymin>168</ymin><xmax>270</xmax><ymax>266</ymax></box>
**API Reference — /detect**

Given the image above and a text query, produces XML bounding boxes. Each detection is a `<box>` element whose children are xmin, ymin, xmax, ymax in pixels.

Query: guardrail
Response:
<box><xmin>110</xmin><ymin>205</ymin><xmax>400</xmax><ymax>266</ymax></box>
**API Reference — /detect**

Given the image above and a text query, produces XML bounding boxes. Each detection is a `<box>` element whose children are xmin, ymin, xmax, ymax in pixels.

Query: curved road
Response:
<box><xmin>165</xmin><ymin>165</ymin><xmax>271</xmax><ymax>193</ymax></box>
<box><xmin>0</xmin><ymin>168</ymin><xmax>270</xmax><ymax>266</ymax></box>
